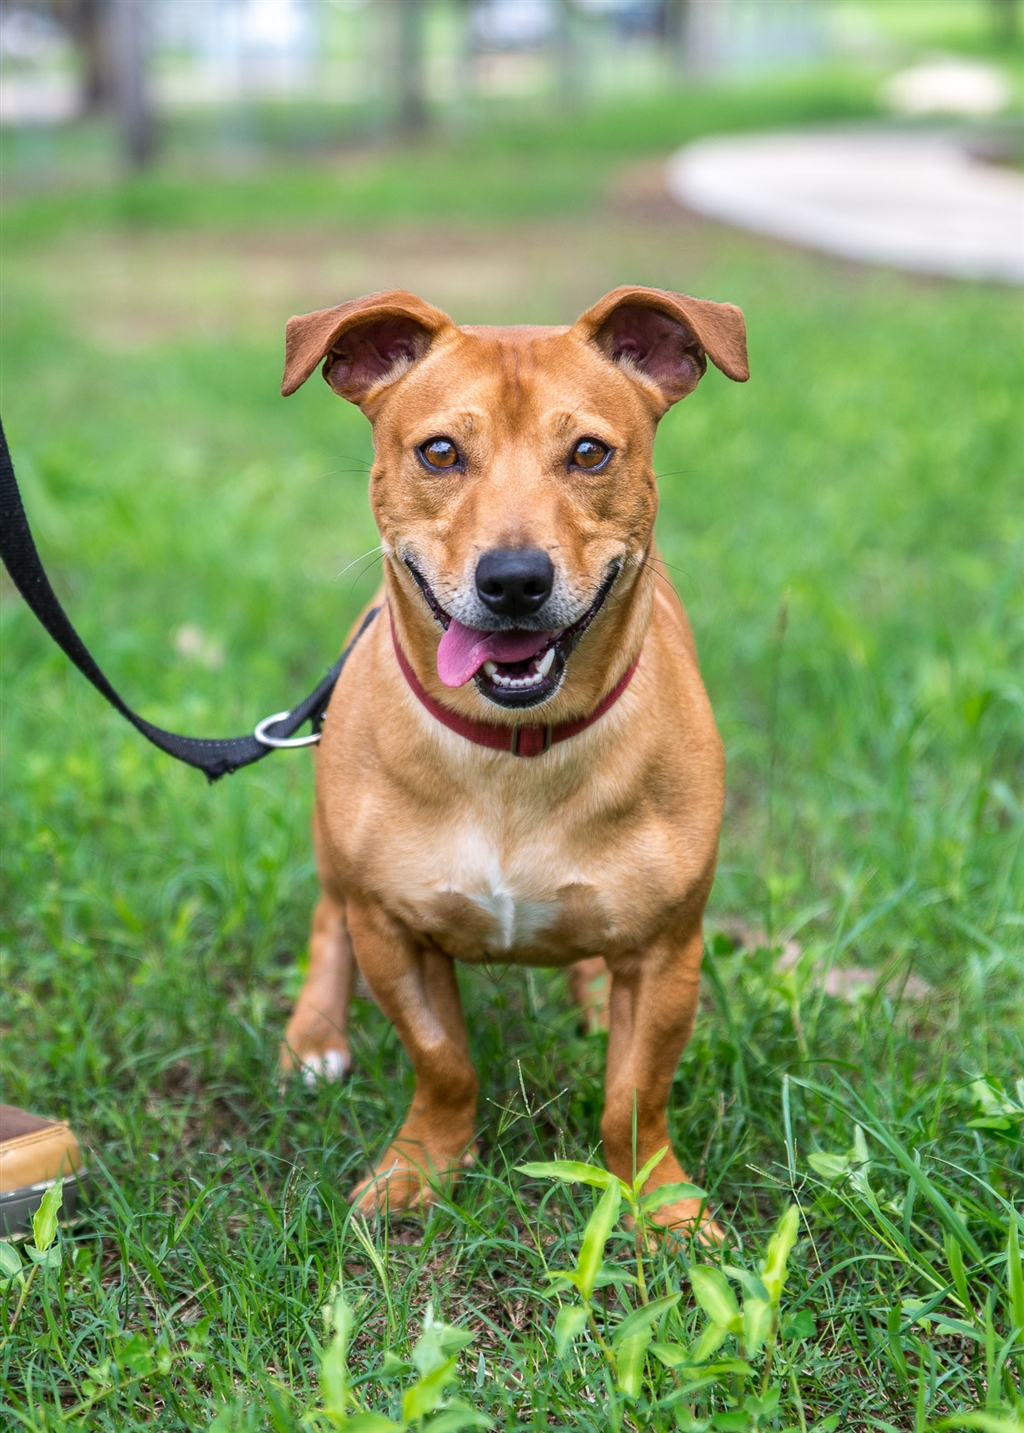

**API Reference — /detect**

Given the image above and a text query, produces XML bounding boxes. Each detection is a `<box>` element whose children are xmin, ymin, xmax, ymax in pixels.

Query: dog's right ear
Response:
<box><xmin>281</xmin><ymin>289</ymin><xmax>452</xmax><ymax>407</ymax></box>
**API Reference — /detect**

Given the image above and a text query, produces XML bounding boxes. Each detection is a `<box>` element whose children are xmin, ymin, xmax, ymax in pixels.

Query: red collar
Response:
<box><xmin>389</xmin><ymin>609</ymin><xmax>640</xmax><ymax>758</ymax></box>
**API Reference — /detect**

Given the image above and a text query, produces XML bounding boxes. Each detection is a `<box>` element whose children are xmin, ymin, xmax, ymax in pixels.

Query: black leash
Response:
<box><xmin>0</xmin><ymin>416</ymin><xmax>379</xmax><ymax>782</ymax></box>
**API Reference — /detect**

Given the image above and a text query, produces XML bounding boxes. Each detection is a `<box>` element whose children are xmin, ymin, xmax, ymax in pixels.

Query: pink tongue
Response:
<box><xmin>437</xmin><ymin>619</ymin><xmax>552</xmax><ymax>688</ymax></box>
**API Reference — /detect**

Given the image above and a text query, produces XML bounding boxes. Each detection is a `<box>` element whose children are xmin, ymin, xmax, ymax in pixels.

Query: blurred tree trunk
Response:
<box><xmin>554</xmin><ymin>0</ymin><xmax>579</xmax><ymax>109</ymax></box>
<box><xmin>397</xmin><ymin>0</ymin><xmax>427</xmax><ymax>134</ymax></box>
<box><xmin>111</xmin><ymin>0</ymin><xmax>155</xmax><ymax>168</ymax></box>
<box><xmin>452</xmin><ymin>0</ymin><xmax>476</xmax><ymax>126</ymax></box>
<box><xmin>990</xmin><ymin>0</ymin><xmax>1019</xmax><ymax>43</ymax></box>
<box><xmin>683</xmin><ymin>0</ymin><xmax>718</xmax><ymax>77</ymax></box>
<box><xmin>663</xmin><ymin>0</ymin><xmax>689</xmax><ymax>74</ymax></box>
<box><xmin>54</xmin><ymin>0</ymin><xmax>115</xmax><ymax>112</ymax></box>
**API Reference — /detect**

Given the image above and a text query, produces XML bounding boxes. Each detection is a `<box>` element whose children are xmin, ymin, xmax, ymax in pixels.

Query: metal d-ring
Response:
<box><xmin>253</xmin><ymin>710</ymin><xmax>321</xmax><ymax>749</ymax></box>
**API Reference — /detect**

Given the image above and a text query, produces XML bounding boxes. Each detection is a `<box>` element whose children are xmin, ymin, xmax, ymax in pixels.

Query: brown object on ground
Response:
<box><xmin>278</xmin><ymin>285</ymin><xmax>748</xmax><ymax>1243</ymax></box>
<box><xmin>0</xmin><ymin>1104</ymin><xmax>84</xmax><ymax>1235</ymax></box>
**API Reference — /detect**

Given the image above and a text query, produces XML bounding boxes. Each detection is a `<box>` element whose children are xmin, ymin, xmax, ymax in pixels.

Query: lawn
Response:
<box><xmin>1</xmin><ymin>69</ymin><xmax>1022</xmax><ymax>1431</ymax></box>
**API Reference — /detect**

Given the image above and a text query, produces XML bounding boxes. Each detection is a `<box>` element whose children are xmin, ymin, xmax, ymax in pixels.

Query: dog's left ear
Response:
<box><xmin>573</xmin><ymin>286</ymin><xmax>748</xmax><ymax>413</ymax></box>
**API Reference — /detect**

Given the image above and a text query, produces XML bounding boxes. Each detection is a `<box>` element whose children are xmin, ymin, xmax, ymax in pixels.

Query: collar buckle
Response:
<box><xmin>511</xmin><ymin>723</ymin><xmax>553</xmax><ymax>757</ymax></box>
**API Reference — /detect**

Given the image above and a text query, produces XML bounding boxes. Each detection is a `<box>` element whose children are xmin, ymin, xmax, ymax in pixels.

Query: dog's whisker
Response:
<box><xmin>336</xmin><ymin>452</ymin><xmax>374</xmax><ymax>470</ymax></box>
<box><xmin>645</xmin><ymin>553</ymin><xmax>689</xmax><ymax>579</ymax></box>
<box><xmin>638</xmin><ymin>558</ymin><xmax>686</xmax><ymax>592</ymax></box>
<box><xmin>350</xmin><ymin>554</ymin><xmax>384</xmax><ymax>588</ymax></box>
<box><xmin>337</xmin><ymin>545</ymin><xmax>384</xmax><ymax>581</ymax></box>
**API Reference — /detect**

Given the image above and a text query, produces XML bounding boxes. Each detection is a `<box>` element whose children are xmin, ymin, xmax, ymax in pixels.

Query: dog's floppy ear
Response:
<box><xmin>281</xmin><ymin>289</ymin><xmax>452</xmax><ymax>406</ymax></box>
<box><xmin>574</xmin><ymin>286</ymin><xmax>748</xmax><ymax>413</ymax></box>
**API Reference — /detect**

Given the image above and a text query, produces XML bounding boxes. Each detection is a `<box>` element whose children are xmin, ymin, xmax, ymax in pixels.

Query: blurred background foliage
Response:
<box><xmin>1</xmin><ymin>0</ymin><xmax>1022</xmax><ymax>180</ymax></box>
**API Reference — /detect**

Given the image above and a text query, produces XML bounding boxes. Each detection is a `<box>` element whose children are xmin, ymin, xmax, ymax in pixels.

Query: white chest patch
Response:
<box><xmin>443</xmin><ymin>828</ymin><xmax>562</xmax><ymax>952</ymax></box>
<box><xmin>468</xmin><ymin>886</ymin><xmax>560</xmax><ymax>951</ymax></box>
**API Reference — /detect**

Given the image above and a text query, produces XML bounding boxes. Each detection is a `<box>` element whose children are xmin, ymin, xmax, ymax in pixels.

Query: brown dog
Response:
<box><xmin>277</xmin><ymin>286</ymin><xmax>748</xmax><ymax>1236</ymax></box>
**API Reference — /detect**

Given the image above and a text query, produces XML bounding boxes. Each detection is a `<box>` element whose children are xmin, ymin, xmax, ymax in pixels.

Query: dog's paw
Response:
<box><xmin>648</xmin><ymin>1198</ymin><xmax>725</xmax><ymax>1248</ymax></box>
<box><xmin>350</xmin><ymin>1165</ymin><xmax>433</xmax><ymax>1218</ymax></box>
<box><xmin>299</xmin><ymin>1048</ymin><xmax>351</xmax><ymax>1086</ymax></box>
<box><xmin>349</xmin><ymin>1144</ymin><xmax>475</xmax><ymax>1218</ymax></box>
<box><xmin>278</xmin><ymin>1042</ymin><xmax>351</xmax><ymax>1092</ymax></box>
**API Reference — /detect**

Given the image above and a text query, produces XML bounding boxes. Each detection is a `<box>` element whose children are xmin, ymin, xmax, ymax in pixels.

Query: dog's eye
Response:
<box><xmin>418</xmin><ymin>438</ymin><xmax>460</xmax><ymax>470</ymax></box>
<box><xmin>570</xmin><ymin>438</ymin><xmax>610</xmax><ymax>470</ymax></box>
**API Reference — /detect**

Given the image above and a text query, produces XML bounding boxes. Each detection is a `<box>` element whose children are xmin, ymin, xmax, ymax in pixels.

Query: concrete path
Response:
<box><xmin>665</xmin><ymin>128</ymin><xmax>1024</xmax><ymax>284</ymax></box>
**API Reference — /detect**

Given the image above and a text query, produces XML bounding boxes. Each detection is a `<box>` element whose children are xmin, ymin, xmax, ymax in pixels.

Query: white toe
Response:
<box><xmin>300</xmin><ymin>1048</ymin><xmax>351</xmax><ymax>1086</ymax></box>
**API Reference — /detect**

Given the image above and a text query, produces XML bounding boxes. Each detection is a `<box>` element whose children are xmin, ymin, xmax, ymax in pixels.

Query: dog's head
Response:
<box><xmin>283</xmin><ymin>286</ymin><xmax>747</xmax><ymax>713</ymax></box>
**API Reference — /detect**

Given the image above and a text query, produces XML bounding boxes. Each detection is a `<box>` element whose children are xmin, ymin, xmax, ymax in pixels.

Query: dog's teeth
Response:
<box><xmin>485</xmin><ymin>654</ymin><xmax>554</xmax><ymax>691</ymax></box>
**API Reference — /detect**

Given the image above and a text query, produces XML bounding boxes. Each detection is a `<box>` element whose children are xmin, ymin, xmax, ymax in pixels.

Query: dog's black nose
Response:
<box><xmin>476</xmin><ymin>548</ymin><xmax>554</xmax><ymax>618</ymax></box>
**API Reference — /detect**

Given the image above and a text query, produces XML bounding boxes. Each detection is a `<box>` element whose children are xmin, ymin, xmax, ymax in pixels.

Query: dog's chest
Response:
<box><xmin>397</xmin><ymin>820</ymin><xmax>616</xmax><ymax>964</ymax></box>
<box><xmin>463</xmin><ymin>873</ymin><xmax>558</xmax><ymax>950</ymax></box>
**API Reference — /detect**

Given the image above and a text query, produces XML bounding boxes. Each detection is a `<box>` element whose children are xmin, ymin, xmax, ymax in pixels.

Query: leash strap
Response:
<box><xmin>0</xmin><ymin>415</ymin><xmax>378</xmax><ymax>781</ymax></box>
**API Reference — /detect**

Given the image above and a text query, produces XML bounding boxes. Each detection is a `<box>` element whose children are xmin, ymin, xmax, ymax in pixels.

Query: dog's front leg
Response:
<box><xmin>279</xmin><ymin>891</ymin><xmax>356</xmax><ymax>1084</ymax></box>
<box><xmin>346</xmin><ymin>898</ymin><xmax>478</xmax><ymax>1216</ymax></box>
<box><xmin>602</xmin><ymin>925</ymin><xmax>722</xmax><ymax>1241</ymax></box>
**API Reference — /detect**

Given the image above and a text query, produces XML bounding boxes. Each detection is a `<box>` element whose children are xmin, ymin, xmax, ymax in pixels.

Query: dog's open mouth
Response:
<box><xmin>406</xmin><ymin>563</ymin><xmax>620</xmax><ymax>710</ymax></box>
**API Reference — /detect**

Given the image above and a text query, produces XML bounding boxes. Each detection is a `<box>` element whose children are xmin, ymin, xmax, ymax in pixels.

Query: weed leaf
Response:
<box><xmin>422</xmin><ymin>1408</ymin><xmax>493</xmax><ymax>1433</ymax></box>
<box><xmin>638</xmin><ymin>1182</ymin><xmax>705</xmax><ymax>1215</ymax></box>
<box><xmin>686</xmin><ymin>1320</ymin><xmax>730</xmax><ymax>1364</ymax></box>
<box><xmin>402</xmin><ymin>1356</ymin><xmax>458</xmax><ymax>1422</ymax></box>
<box><xmin>25</xmin><ymin>1244</ymin><xmax>61</xmax><ymax>1271</ymax></box>
<box><xmin>631</xmin><ymin>1145</ymin><xmax>669</xmax><ymax>1193</ymax></box>
<box><xmin>612</xmin><ymin>1291</ymin><xmax>682</xmax><ymax>1344</ymax></box>
<box><xmin>31</xmin><ymin>1179</ymin><xmax>63</xmax><ymax>1253</ymax></box>
<box><xmin>760</xmin><ymin>1205</ymin><xmax>799</xmax><ymax>1303</ymax></box>
<box><xmin>553</xmin><ymin>1304</ymin><xmax>588</xmax><ymax>1357</ymax></box>
<box><xmin>807</xmin><ymin>1151</ymin><xmax>850</xmax><ymax>1182</ymax></box>
<box><xmin>615</xmin><ymin>1326</ymin><xmax>652</xmax><ymax>1397</ymax></box>
<box><xmin>517</xmin><ymin>1161</ymin><xmax>618</xmax><ymax>1190</ymax></box>
<box><xmin>649</xmin><ymin>1341</ymin><xmax>690</xmax><ymax>1368</ymax></box>
<box><xmin>117</xmin><ymin>1333</ymin><xmax>156</xmax><ymax>1376</ymax></box>
<box><xmin>741</xmin><ymin>1296</ymin><xmax>773</xmax><ymax>1355</ymax></box>
<box><xmin>412</xmin><ymin>1306</ymin><xmax>475</xmax><ymax>1379</ymax></box>
<box><xmin>935</xmin><ymin>1417</ymin><xmax>1024</xmax><ymax>1433</ymax></box>
<box><xmin>207</xmin><ymin>1408</ymin><xmax>239</xmax><ymax>1433</ymax></box>
<box><xmin>704</xmin><ymin>1359</ymin><xmax>756</xmax><ymax>1377</ymax></box>
<box><xmin>721</xmin><ymin>1265</ymin><xmax>769</xmax><ymax>1302</ymax></box>
<box><xmin>576</xmin><ymin>1179</ymin><xmax>621</xmax><ymax>1299</ymax></box>
<box><xmin>0</xmin><ymin>1241</ymin><xmax>22</xmax><ymax>1283</ymax></box>
<box><xmin>321</xmin><ymin>1294</ymin><xmax>354</xmax><ymax>1419</ymax></box>
<box><xmin>592</xmin><ymin>1264</ymin><xmax>639</xmax><ymax>1289</ymax></box>
<box><xmin>689</xmin><ymin>1266</ymin><xmax>740</xmax><ymax>1330</ymax></box>
<box><xmin>341</xmin><ymin>1415</ymin><xmax>405</xmax><ymax>1432</ymax></box>
<box><xmin>782</xmin><ymin>1308</ymin><xmax>816</xmax><ymax>1341</ymax></box>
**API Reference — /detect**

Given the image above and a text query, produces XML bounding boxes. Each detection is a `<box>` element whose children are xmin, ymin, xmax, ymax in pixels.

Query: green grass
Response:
<box><xmin>0</xmin><ymin>67</ymin><xmax>883</xmax><ymax>240</ymax></box>
<box><xmin>1</xmin><ymin>73</ymin><xmax>1023</xmax><ymax>1431</ymax></box>
<box><xmin>851</xmin><ymin>0</ymin><xmax>1024</xmax><ymax>55</ymax></box>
